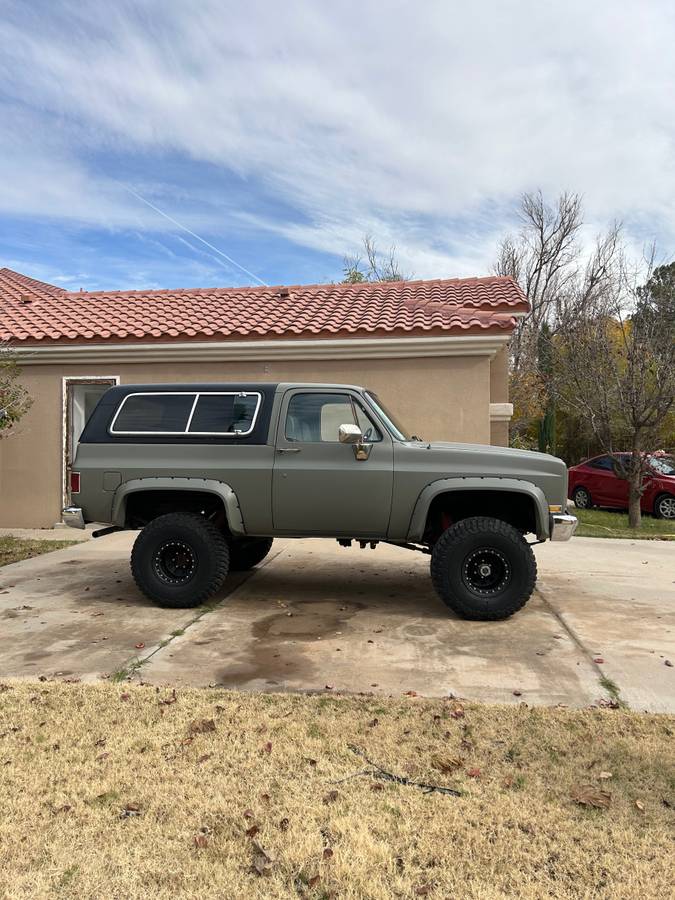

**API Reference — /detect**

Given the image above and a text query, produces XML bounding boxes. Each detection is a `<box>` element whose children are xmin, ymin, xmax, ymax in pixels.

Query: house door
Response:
<box><xmin>63</xmin><ymin>377</ymin><xmax>118</xmax><ymax>506</ymax></box>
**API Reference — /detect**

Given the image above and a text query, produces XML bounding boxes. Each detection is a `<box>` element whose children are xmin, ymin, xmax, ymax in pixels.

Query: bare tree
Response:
<box><xmin>554</xmin><ymin>251</ymin><xmax>675</xmax><ymax>527</ymax></box>
<box><xmin>343</xmin><ymin>235</ymin><xmax>410</xmax><ymax>283</ymax></box>
<box><xmin>495</xmin><ymin>191</ymin><xmax>621</xmax><ymax>450</ymax></box>
<box><xmin>0</xmin><ymin>343</ymin><xmax>32</xmax><ymax>438</ymax></box>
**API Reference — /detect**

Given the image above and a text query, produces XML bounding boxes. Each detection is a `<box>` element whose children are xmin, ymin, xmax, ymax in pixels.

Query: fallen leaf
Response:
<box><xmin>242</xmin><ymin>809</ymin><xmax>254</xmax><ymax>819</ymax></box>
<box><xmin>246</xmin><ymin>824</ymin><xmax>260</xmax><ymax>838</ymax></box>
<box><xmin>96</xmin><ymin>752</ymin><xmax>110</xmax><ymax>762</ymax></box>
<box><xmin>308</xmin><ymin>874</ymin><xmax>321</xmax><ymax>887</ymax></box>
<box><xmin>512</xmin><ymin>690</ymin><xmax>522</xmax><ymax>697</ymax></box>
<box><xmin>323</xmin><ymin>790</ymin><xmax>339</xmax><ymax>804</ymax></box>
<box><xmin>134</xmin><ymin>642</ymin><xmax>145</xmax><ymax>650</ymax></box>
<box><xmin>450</xmin><ymin>706</ymin><xmax>465</xmax><ymax>719</ymax></box>
<box><xmin>635</xmin><ymin>799</ymin><xmax>645</xmax><ymax>811</ymax></box>
<box><xmin>159</xmin><ymin>689</ymin><xmax>177</xmax><ymax>706</ymax></box>
<box><xmin>263</xmin><ymin>741</ymin><xmax>272</xmax><ymax>753</ymax></box>
<box><xmin>598</xmin><ymin>771</ymin><xmax>613</xmax><ymax>780</ymax></box>
<box><xmin>431</xmin><ymin>754</ymin><xmax>463</xmax><ymax>774</ymax></box>
<box><xmin>466</xmin><ymin>767</ymin><xmax>481</xmax><ymax>778</ymax></box>
<box><xmin>570</xmin><ymin>786</ymin><xmax>611</xmax><ymax>808</ymax></box>
<box><xmin>370</xmin><ymin>783</ymin><xmax>384</xmax><ymax>792</ymax></box>
<box><xmin>194</xmin><ymin>834</ymin><xmax>209</xmax><ymax>849</ymax></box>
<box><xmin>197</xmin><ymin>753</ymin><xmax>213</xmax><ymax>764</ymax></box>
<box><xmin>414</xmin><ymin>885</ymin><xmax>432</xmax><ymax>896</ymax></box>
<box><xmin>324</xmin><ymin>684</ymin><xmax>334</xmax><ymax>691</ymax></box>
<box><xmin>189</xmin><ymin>718</ymin><xmax>216</xmax><ymax>735</ymax></box>
<box><xmin>368</xmin><ymin>718</ymin><xmax>379</xmax><ymax>728</ymax></box>
<box><xmin>279</xmin><ymin>817</ymin><xmax>289</xmax><ymax>831</ymax></box>
<box><xmin>593</xmin><ymin>657</ymin><xmax>605</xmax><ymax>664</ymax></box>
<box><xmin>665</xmin><ymin>660</ymin><xmax>673</xmax><ymax>667</ymax></box>
<box><xmin>404</xmin><ymin>690</ymin><xmax>418</xmax><ymax>697</ymax></box>
<box><xmin>260</xmin><ymin>793</ymin><xmax>270</xmax><ymax>803</ymax></box>
<box><xmin>120</xmin><ymin>804</ymin><xmax>141</xmax><ymax>818</ymax></box>
<box><xmin>120</xmin><ymin>693</ymin><xmax>130</xmax><ymax>701</ymax></box>
<box><xmin>323</xmin><ymin>847</ymin><xmax>334</xmax><ymax>860</ymax></box>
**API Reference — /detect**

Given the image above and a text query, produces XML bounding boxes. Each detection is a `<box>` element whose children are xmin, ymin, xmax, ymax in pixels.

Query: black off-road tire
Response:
<box><xmin>654</xmin><ymin>493</ymin><xmax>675</xmax><ymax>520</ymax></box>
<box><xmin>430</xmin><ymin>516</ymin><xmax>537</xmax><ymax>621</ymax></box>
<box><xmin>229</xmin><ymin>537</ymin><xmax>274</xmax><ymax>571</ymax></box>
<box><xmin>572</xmin><ymin>486</ymin><xmax>592</xmax><ymax>510</ymax></box>
<box><xmin>131</xmin><ymin>512</ymin><xmax>230</xmax><ymax>608</ymax></box>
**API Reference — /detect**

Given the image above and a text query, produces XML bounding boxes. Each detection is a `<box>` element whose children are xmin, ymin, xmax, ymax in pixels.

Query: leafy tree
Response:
<box><xmin>0</xmin><ymin>344</ymin><xmax>32</xmax><ymax>437</ymax></box>
<box><xmin>554</xmin><ymin>261</ymin><xmax>675</xmax><ymax>528</ymax></box>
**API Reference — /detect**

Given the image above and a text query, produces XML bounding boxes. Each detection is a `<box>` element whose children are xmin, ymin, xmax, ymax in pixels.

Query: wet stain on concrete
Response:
<box><xmin>217</xmin><ymin>599</ymin><xmax>364</xmax><ymax>688</ymax></box>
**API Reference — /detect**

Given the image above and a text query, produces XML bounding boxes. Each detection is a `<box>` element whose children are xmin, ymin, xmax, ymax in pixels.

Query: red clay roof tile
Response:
<box><xmin>0</xmin><ymin>268</ymin><xmax>527</xmax><ymax>345</ymax></box>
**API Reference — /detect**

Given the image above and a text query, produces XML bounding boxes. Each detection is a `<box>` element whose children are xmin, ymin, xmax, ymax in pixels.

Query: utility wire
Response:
<box><xmin>119</xmin><ymin>183</ymin><xmax>269</xmax><ymax>286</ymax></box>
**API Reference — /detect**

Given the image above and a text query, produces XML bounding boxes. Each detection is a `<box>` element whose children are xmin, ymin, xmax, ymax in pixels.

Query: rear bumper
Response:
<box><xmin>550</xmin><ymin>513</ymin><xmax>578</xmax><ymax>541</ymax></box>
<box><xmin>62</xmin><ymin>507</ymin><xmax>85</xmax><ymax>530</ymax></box>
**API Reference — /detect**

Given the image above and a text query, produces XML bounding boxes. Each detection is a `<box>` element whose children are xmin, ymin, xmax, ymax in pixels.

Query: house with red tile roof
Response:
<box><xmin>0</xmin><ymin>267</ymin><xmax>526</xmax><ymax>527</ymax></box>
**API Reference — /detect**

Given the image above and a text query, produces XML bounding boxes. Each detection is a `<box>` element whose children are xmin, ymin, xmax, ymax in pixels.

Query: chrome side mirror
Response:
<box><xmin>338</xmin><ymin>423</ymin><xmax>362</xmax><ymax>444</ymax></box>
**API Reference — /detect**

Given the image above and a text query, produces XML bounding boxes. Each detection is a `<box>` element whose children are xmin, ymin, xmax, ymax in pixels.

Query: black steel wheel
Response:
<box><xmin>430</xmin><ymin>516</ymin><xmax>537</xmax><ymax>620</ymax></box>
<box><xmin>229</xmin><ymin>537</ymin><xmax>274</xmax><ymax>571</ymax></box>
<box><xmin>572</xmin><ymin>486</ymin><xmax>592</xmax><ymax>510</ymax></box>
<box><xmin>131</xmin><ymin>512</ymin><xmax>229</xmax><ymax>608</ymax></box>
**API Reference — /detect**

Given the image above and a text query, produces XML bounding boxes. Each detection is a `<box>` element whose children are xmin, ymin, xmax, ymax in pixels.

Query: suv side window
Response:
<box><xmin>285</xmin><ymin>393</ymin><xmax>381</xmax><ymax>443</ymax></box>
<box><xmin>112</xmin><ymin>393</ymin><xmax>195</xmax><ymax>434</ymax></box>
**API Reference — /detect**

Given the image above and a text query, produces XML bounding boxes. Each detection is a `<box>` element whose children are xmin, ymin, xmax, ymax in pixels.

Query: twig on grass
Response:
<box><xmin>344</xmin><ymin>745</ymin><xmax>462</xmax><ymax>796</ymax></box>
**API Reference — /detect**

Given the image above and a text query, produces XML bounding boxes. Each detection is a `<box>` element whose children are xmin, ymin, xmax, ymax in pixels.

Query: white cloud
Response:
<box><xmin>1</xmin><ymin>0</ymin><xmax>675</xmax><ymax>277</ymax></box>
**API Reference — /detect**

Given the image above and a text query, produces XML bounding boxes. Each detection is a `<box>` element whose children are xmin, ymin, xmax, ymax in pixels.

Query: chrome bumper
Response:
<box><xmin>62</xmin><ymin>507</ymin><xmax>85</xmax><ymax>530</ymax></box>
<box><xmin>550</xmin><ymin>513</ymin><xmax>578</xmax><ymax>542</ymax></box>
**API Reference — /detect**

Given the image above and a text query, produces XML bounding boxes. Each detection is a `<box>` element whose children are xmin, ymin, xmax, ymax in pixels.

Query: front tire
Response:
<box><xmin>131</xmin><ymin>512</ymin><xmax>230</xmax><ymax>608</ymax></box>
<box><xmin>430</xmin><ymin>517</ymin><xmax>537</xmax><ymax>620</ymax></box>
<box><xmin>654</xmin><ymin>493</ymin><xmax>675</xmax><ymax>520</ymax></box>
<box><xmin>572</xmin><ymin>486</ymin><xmax>592</xmax><ymax>509</ymax></box>
<box><xmin>229</xmin><ymin>538</ymin><xmax>274</xmax><ymax>571</ymax></box>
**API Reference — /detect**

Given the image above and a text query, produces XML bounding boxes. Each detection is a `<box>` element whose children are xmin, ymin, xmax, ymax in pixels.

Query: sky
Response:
<box><xmin>1</xmin><ymin>0</ymin><xmax>674</xmax><ymax>292</ymax></box>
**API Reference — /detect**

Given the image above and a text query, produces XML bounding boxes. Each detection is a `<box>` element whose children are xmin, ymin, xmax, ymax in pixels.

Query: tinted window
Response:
<box><xmin>112</xmin><ymin>394</ymin><xmax>195</xmax><ymax>434</ymax></box>
<box><xmin>589</xmin><ymin>456</ymin><xmax>613</xmax><ymax>470</ymax></box>
<box><xmin>189</xmin><ymin>394</ymin><xmax>259</xmax><ymax>434</ymax></box>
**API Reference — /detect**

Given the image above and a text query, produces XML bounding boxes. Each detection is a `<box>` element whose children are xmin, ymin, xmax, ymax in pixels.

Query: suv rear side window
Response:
<box><xmin>189</xmin><ymin>394</ymin><xmax>259</xmax><ymax>434</ymax></box>
<box><xmin>112</xmin><ymin>393</ymin><xmax>195</xmax><ymax>434</ymax></box>
<box><xmin>110</xmin><ymin>392</ymin><xmax>261</xmax><ymax>436</ymax></box>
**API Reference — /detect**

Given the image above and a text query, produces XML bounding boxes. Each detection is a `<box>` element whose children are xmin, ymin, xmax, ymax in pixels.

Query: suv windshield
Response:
<box><xmin>365</xmin><ymin>392</ymin><xmax>412</xmax><ymax>441</ymax></box>
<box><xmin>649</xmin><ymin>455</ymin><xmax>675</xmax><ymax>476</ymax></box>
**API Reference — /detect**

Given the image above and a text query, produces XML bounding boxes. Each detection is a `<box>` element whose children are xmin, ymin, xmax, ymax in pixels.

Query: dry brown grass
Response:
<box><xmin>0</xmin><ymin>537</ymin><xmax>77</xmax><ymax>568</ymax></box>
<box><xmin>0</xmin><ymin>682</ymin><xmax>673</xmax><ymax>899</ymax></box>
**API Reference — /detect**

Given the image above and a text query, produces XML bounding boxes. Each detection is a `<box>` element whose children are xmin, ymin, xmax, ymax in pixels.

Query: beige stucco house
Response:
<box><xmin>0</xmin><ymin>268</ymin><xmax>525</xmax><ymax>528</ymax></box>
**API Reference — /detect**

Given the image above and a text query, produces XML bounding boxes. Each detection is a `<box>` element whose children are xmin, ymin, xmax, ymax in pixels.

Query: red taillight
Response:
<box><xmin>70</xmin><ymin>472</ymin><xmax>81</xmax><ymax>494</ymax></box>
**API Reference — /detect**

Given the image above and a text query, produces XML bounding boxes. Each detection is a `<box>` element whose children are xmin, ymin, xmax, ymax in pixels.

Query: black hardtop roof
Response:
<box><xmin>104</xmin><ymin>382</ymin><xmax>279</xmax><ymax>396</ymax></box>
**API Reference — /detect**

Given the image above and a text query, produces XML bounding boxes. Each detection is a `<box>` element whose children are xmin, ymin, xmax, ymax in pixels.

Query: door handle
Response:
<box><xmin>277</xmin><ymin>447</ymin><xmax>301</xmax><ymax>453</ymax></box>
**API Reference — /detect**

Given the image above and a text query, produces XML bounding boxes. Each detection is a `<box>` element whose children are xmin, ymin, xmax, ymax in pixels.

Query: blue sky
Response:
<box><xmin>1</xmin><ymin>0</ymin><xmax>674</xmax><ymax>291</ymax></box>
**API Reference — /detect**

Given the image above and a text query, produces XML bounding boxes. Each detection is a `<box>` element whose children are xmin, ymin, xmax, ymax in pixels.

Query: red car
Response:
<box><xmin>568</xmin><ymin>453</ymin><xmax>675</xmax><ymax>519</ymax></box>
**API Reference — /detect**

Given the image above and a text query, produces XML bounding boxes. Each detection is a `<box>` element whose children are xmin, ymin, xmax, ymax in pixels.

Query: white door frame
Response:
<box><xmin>61</xmin><ymin>375</ymin><xmax>120</xmax><ymax>509</ymax></box>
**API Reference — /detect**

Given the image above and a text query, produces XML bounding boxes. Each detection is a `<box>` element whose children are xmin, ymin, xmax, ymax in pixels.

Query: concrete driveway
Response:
<box><xmin>0</xmin><ymin>532</ymin><xmax>673</xmax><ymax>711</ymax></box>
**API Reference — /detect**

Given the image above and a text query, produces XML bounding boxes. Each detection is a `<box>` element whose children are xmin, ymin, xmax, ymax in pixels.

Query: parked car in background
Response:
<box><xmin>568</xmin><ymin>453</ymin><xmax>675</xmax><ymax>519</ymax></box>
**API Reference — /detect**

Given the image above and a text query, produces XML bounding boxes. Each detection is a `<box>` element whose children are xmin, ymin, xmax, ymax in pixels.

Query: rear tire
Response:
<box><xmin>654</xmin><ymin>493</ymin><xmax>675</xmax><ymax>520</ymax></box>
<box><xmin>572</xmin><ymin>486</ymin><xmax>592</xmax><ymax>510</ymax></box>
<box><xmin>131</xmin><ymin>512</ymin><xmax>229</xmax><ymax>608</ymax></box>
<box><xmin>430</xmin><ymin>516</ymin><xmax>537</xmax><ymax>621</ymax></box>
<box><xmin>229</xmin><ymin>537</ymin><xmax>274</xmax><ymax>571</ymax></box>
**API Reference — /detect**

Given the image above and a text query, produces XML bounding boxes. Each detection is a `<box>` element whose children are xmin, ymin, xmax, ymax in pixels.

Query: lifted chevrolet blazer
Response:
<box><xmin>63</xmin><ymin>383</ymin><xmax>576</xmax><ymax>620</ymax></box>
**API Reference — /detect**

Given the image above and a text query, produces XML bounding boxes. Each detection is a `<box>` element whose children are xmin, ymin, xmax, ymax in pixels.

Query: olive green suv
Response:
<box><xmin>63</xmin><ymin>383</ymin><xmax>576</xmax><ymax>620</ymax></box>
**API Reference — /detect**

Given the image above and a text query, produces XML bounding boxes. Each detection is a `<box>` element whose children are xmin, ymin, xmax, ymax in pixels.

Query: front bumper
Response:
<box><xmin>62</xmin><ymin>506</ymin><xmax>85</xmax><ymax>530</ymax></box>
<box><xmin>550</xmin><ymin>512</ymin><xmax>578</xmax><ymax>541</ymax></box>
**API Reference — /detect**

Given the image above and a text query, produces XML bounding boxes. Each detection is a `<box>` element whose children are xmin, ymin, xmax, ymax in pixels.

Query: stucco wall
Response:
<box><xmin>0</xmin><ymin>353</ymin><xmax>498</xmax><ymax>528</ymax></box>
